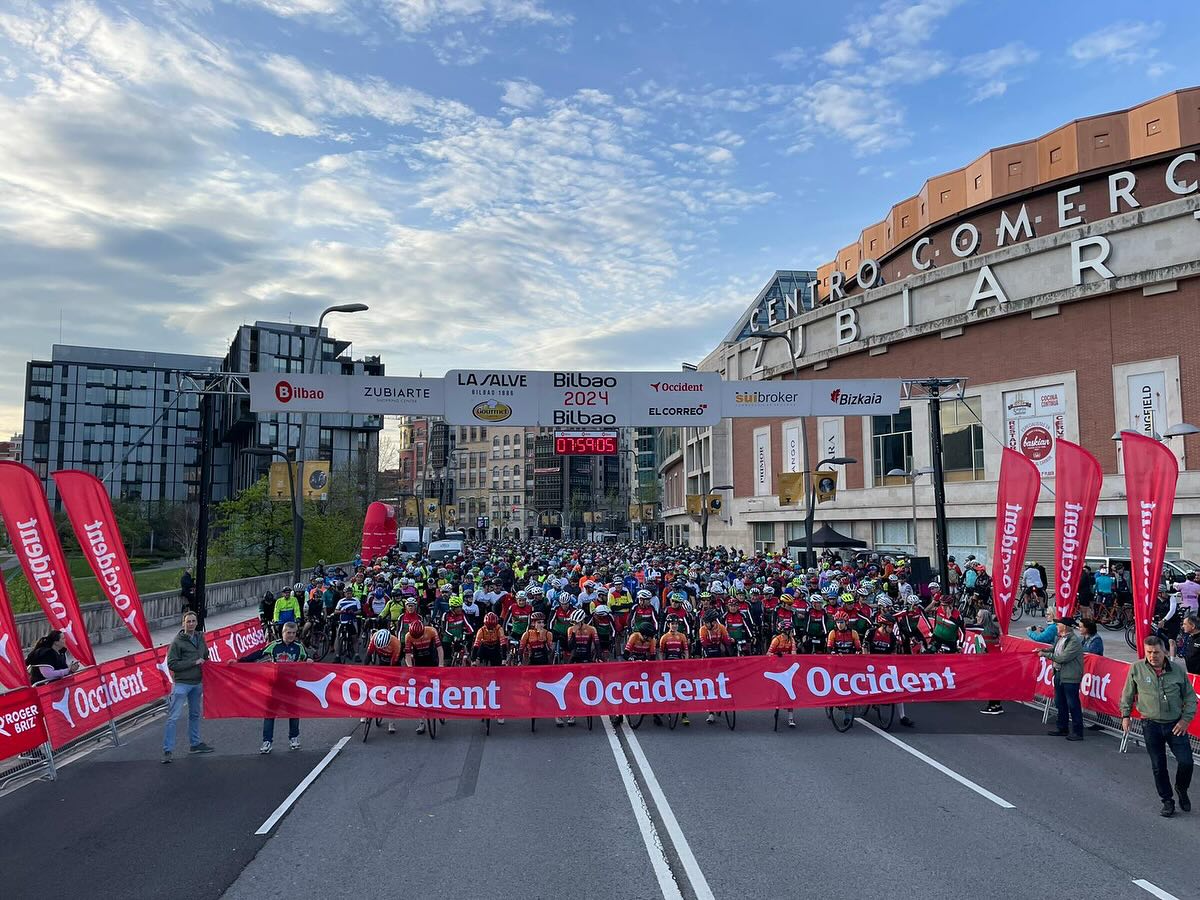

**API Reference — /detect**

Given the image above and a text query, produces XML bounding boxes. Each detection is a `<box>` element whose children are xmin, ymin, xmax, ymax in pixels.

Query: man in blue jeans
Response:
<box><xmin>259</xmin><ymin>621</ymin><xmax>308</xmax><ymax>753</ymax></box>
<box><xmin>162</xmin><ymin>611</ymin><xmax>214</xmax><ymax>763</ymax></box>
<box><xmin>1039</xmin><ymin>615</ymin><xmax>1084</xmax><ymax>741</ymax></box>
<box><xmin>1121</xmin><ymin>635</ymin><xmax>1197</xmax><ymax>817</ymax></box>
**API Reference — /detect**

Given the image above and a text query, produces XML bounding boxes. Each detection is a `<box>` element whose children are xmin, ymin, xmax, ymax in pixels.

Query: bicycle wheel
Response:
<box><xmin>362</xmin><ymin>717</ymin><xmax>372</xmax><ymax>742</ymax></box>
<box><xmin>531</xmin><ymin>718</ymin><xmax>537</xmax><ymax>732</ymax></box>
<box><xmin>1097</xmin><ymin>605</ymin><xmax>1123</xmax><ymax>631</ymax></box>
<box><xmin>773</xmin><ymin>708</ymin><xmax>779</xmax><ymax>732</ymax></box>
<box><xmin>587</xmin><ymin>716</ymin><xmax>593</xmax><ymax>732</ymax></box>
<box><xmin>667</xmin><ymin>712</ymin><xmax>679</xmax><ymax>730</ymax></box>
<box><xmin>831</xmin><ymin>706</ymin><xmax>854</xmax><ymax>732</ymax></box>
<box><xmin>873</xmin><ymin>703</ymin><xmax>896</xmax><ymax>731</ymax></box>
<box><xmin>1010</xmin><ymin>603</ymin><xmax>1024</xmax><ymax>623</ymax></box>
<box><xmin>426</xmin><ymin>717</ymin><xmax>437</xmax><ymax>740</ymax></box>
<box><xmin>1125</xmin><ymin>621</ymin><xmax>1136</xmax><ymax>650</ymax></box>
<box><xmin>628</xmin><ymin>714</ymin><xmax>645</xmax><ymax>730</ymax></box>
<box><xmin>724</xmin><ymin>710</ymin><xmax>736</xmax><ymax>731</ymax></box>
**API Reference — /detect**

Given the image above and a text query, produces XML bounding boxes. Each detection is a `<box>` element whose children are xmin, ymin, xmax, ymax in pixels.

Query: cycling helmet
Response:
<box><xmin>638</xmin><ymin>622</ymin><xmax>655</xmax><ymax>637</ymax></box>
<box><xmin>531</xmin><ymin>611</ymin><xmax>545</xmax><ymax>622</ymax></box>
<box><xmin>699</xmin><ymin>590</ymin><xmax>712</xmax><ymax>600</ymax></box>
<box><xmin>293</xmin><ymin>582</ymin><xmax>304</xmax><ymax>592</ymax></box>
<box><xmin>596</xmin><ymin>586</ymin><xmax>609</xmax><ymax>596</ymax></box>
<box><xmin>703</xmin><ymin>609</ymin><xmax>721</xmax><ymax>623</ymax></box>
<box><xmin>516</xmin><ymin>590</ymin><xmax>528</xmax><ymax>601</ymax></box>
<box><xmin>484</xmin><ymin>612</ymin><xmax>499</xmax><ymax>627</ymax></box>
<box><xmin>749</xmin><ymin>586</ymin><xmax>761</xmax><ymax>595</ymax></box>
<box><xmin>839</xmin><ymin>593</ymin><xmax>855</xmax><ymax>605</ymax></box>
<box><xmin>763</xmin><ymin>586</ymin><xmax>775</xmax><ymax>596</ymax></box>
<box><xmin>569</xmin><ymin>609</ymin><xmax>587</xmax><ymax>624</ymax></box>
<box><xmin>907</xmin><ymin>596</ymin><xmax>923</xmax><ymax>607</ymax></box>
<box><xmin>263</xmin><ymin>591</ymin><xmax>275</xmax><ymax>601</ymax></box>
<box><xmin>528</xmin><ymin>585</ymin><xmax>544</xmax><ymax>597</ymax></box>
<box><xmin>636</xmin><ymin>589</ymin><xmax>653</xmax><ymax>601</ymax></box>
<box><xmin>449</xmin><ymin>596</ymin><xmax>463</xmax><ymax>609</ymax></box>
<box><xmin>372</xmin><ymin>629</ymin><xmax>392</xmax><ymax>650</ymax></box>
<box><xmin>777</xmin><ymin>620</ymin><xmax>792</xmax><ymax>631</ymax></box>
<box><xmin>833</xmin><ymin>611</ymin><xmax>850</xmax><ymax>623</ymax></box>
<box><xmin>404</xmin><ymin>597</ymin><xmax>418</xmax><ymax>608</ymax></box>
<box><xmin>593</xmin><ymin>604</ymin><xmax>611</xmax><ymax>616</ymax></box>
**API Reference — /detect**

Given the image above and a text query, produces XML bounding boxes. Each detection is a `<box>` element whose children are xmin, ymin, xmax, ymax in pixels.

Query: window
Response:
<box><xmin>974</xmin><ymin>174</ymin><xmax>983</xmax><ymax>190</ymax></box>
<box><xmin>948</xmin><ymin>519</ymin><xmax>986</xmax><ymax>565</ymax></box>
<box><xmin>753</xmin><ymin>523</ymin><xmax>775</xmax><ymax>553</ymax></box>
<box><xmin>479</xmin><ymin>427</ymin><xmax>487</xmax><ymax>439</ymax></box>
<box><xmin>872</xmin><ymin>408</ymin><xmax>913</xmax><ymax>486</ymax></box>
<box><xmin>513</xmin><ymin>463</ymin><xmax>521</xmax><ymax>477</ymax></box>
<box><xmin>873</xmin><ymin>520</ymin><xmax>914</xmax><ymax>553</ymax></box>
<box><xmin>901</xmin><ymin>215</ymin><xmax>910</xmax><ymax>229</ymax></box>
<box><xmin>1102</xmin><ymin>516</ymin><xmax>1183</xmax><ymax>556</ymax></box>
<box><xmin>30</xmin><ymin>365</ymin><xmax>52</xmax><ymax>382</ymax></box>
<box><xmin>940</xmin><ymin>397</ymin><xmax>984</xmax><ymax>481</ymax></box>
<box><xmin>503</xmin><ymin>435</ymin><xmax>510</xmax><ymax>446</ymax></box>
<box><xmin>470</xmin><ymin>427</ymin><xmax>478</xmax><ymax>441</ymax></box>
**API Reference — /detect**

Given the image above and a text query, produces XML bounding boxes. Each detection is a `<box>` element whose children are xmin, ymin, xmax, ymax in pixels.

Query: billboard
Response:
<box><xmin>1004</xmin><ymin>384</ymin><xmax>1066</xmax><ymax>477</ymax></box>
<box><xmin>269</xmin><ymin>460</ymin><xmax>330</xmax><ymax>500</ymax></box>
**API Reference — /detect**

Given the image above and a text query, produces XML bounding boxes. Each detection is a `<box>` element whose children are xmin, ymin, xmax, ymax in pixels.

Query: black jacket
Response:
<box><xmin>25</xmin><ymin>646</ymin><xmax>70</xmax><ymax>684</ymax></box>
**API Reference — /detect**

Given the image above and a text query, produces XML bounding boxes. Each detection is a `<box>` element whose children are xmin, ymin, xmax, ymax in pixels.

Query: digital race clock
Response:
<box><xmin>554</xmin><ymin>430</ymin><xmax>619</xmax><ymax>455</ymax></box>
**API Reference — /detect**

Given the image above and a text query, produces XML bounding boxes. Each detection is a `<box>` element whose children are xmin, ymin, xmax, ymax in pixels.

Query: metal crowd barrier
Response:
<box><xmin>1031</xmin><ymin>693</ymin><xmax>1200</xmax><ymax>756</ymax></box>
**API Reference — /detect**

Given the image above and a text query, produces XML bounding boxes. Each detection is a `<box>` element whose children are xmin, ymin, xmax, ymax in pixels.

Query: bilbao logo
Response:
<box><xmin>275</xmin><ymin>381</ymin><xmax>325</xmax><ymax>403</ymax></box>
<box><xmin>473</xmin><ymin>400</ymin><xmax>512</xmax><ymax>422</ymax></box>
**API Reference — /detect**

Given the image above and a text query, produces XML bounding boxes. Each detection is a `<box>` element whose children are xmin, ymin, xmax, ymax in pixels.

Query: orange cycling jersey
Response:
<box><xmin>767</xmin><ymin>634</ymin><xmax>797</xmax><ymax>656</ymax></box>
<box><xmin>369</xmin><ymin>634</ymin><xmax>403</xmax><ymax>665</ymax></box>
<box><xmin>473</xmin><ymin>625</ymin><xmax>505</xmax><ymax>649</ymax></box>
<box><xmin>405</xmin><ymin>626</ymin><xmax>441</xmax><ymax>660</ymax></box>
<box><xmin>521</xmin><ymin>628</ymin><xmax>553</xmax><ymax>656</ymax></box>
<box><xmin>624</xmin><ymin>633</ymin><xmax>657</xmax><ymax>659</ymax></box>
<box><xmin>659</xmin><ymin>632</ymin><xmax>688</xmax><ymax>659</ymax></box>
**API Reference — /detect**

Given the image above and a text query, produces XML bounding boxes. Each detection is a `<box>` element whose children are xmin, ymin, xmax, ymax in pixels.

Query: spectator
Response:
<box><xmin>1172</xmin><ymin>572</ymin><xmax>1200</xmax><ymax>616</ymax></box>
<box><xmin>974</xmin><ymin>610</ymin><xmax>1005</xmax><ymax>716</ymax></box>
<box><xmin>1177</xmin><ymin>615</ymin><xmax>1200</xmax><ymax>675</ymax></box>
<box><xmin>1078</xmin><ymin>565</ymin><xmax>1095</xmax><ymax>618</ymax></box>
<box><xmin>1078</xmin><ymin>618</ymin><xmax>1104</xmax><ymax>656</ymax></box>
<box><xmin>180</xmin><ymin>568</ymin><xmax>196</xmax><ymax>612</ymax></box>
<box><xmin>1040</xmin><ymin>615</ymin><xmax>1084</xmax><ymax>741</ymax></box>
<box><xmin>162</xmin><ymin>611</ymin><xmax>214</xmax><ymax>763</ymax></box>
<box><xmin>1027</xmin><ymin>609</ymin><xmax>1057</xmax><ymax>644</ymax></box>
<box><xmin>24</xmin><ymin>630</ymin><xmax>81</xmax><ymax>685</ymax></box>
<box><xmin>1120</xmin><ymin>635</ymin><xmax>1196</xmax><ymax>817</ymax></box>
<box><xmin>259</xmin><ymin>621</ymin><xmax>308</xmax><ymax>754</ymax></box>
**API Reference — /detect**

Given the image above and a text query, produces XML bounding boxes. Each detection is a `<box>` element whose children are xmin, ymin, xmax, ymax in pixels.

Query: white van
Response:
<box><xmin>396</xmin><ymin>527</ymin><xmax>431</xmax><ymax>560</ymax></box>
<box><xmin>427</xmin><ymin>538</ymin><xmax>465</xmax><ymax>563</ymax></box>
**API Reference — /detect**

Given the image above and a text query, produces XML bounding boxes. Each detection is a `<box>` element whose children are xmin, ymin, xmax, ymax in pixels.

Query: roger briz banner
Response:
<box><xmin>53</xmin><ymin>470</ymin><xmax>153</xmax><ymax>650</ymax></box>
<box><xmin>1052</xmin><ymin>441</ymin><xmax>1103</xmax><ymax>618</ymax></box>
<box><xmin>202</xmin><ymin>653</ymin><xmax>1037</xmax><ymax>720</ymax></box>
<box><xmin>0</xmin><ymin>462</ymin><xmax>95</xmax><ymax>666</ymax></box>
<box><xmin>990</xmin><ymin>448</ymin><xmax>1041</xmax><ymax>635</ymax></box>
<box><xmin>1121</xmin><ymin>431</ymin><xmax>1179</xmax><ymax>649</ymax></box>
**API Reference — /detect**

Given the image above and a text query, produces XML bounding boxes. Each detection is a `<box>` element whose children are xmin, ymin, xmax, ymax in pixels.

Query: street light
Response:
<box><xmin>888</xmin><ymin>466</ymin><xmax>935</xmax><ymax>555</ymax></box>
<box><xmin>243</xmin><ymin>448</ymin><xmax>303</xmax><ymax>586</ymax></box>
<box><xmin>701</xmin><ymin>483</ymin><xmax>733</xmax><ymax>550</ymax></box>
<box><xmin>804</xmin><ymin>456</ymin><xmax>855</xmax><ymax>564</ymax></box>
<box><xmin>757</xmin><ymin>330</ymin><xmax>814</xmax><ymax>563</ymax></box>
<box><xmin>295</xmin><ymin>303</ymin><xmax>369</xmax><ymax>571</ymax></box>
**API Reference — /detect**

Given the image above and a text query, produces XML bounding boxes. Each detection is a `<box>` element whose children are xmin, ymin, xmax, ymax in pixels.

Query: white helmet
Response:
<box><xmin>637</xmin><ymin>589</ymin><xmax>653</xmax><ymax>601</ymax></box>
<box><xmin>569</xmin><ymin>609</ymin><xmax>587</xmax><ymax>624</ymax></box>
<box><xmin>593</xmin><ymin>604</ymin><xmax>611</xmax><ymax>616</ymax></box>
<box><xmin>293</xmin><ymin>582</ymin><xmax>305</xmax><ymax>592</ymax></box>
<box><xmin>372</xmin><ymin>629</ymin><xmax>392</xmax><ymax>649</ymax></box>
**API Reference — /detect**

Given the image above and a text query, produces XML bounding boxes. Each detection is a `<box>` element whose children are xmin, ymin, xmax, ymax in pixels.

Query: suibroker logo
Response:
<box><xmin>734</xmin><ymin>390</ymin><xmax>800</xmax><ymax>405</ymax></box>
<box><xmin>275</xmin><ymin>381</ymin><xmax>325</xmax><ymax>403</ymax></box>
<box><xmin>829</xmin><ymin>388</ymin><xmax>883</xmax><ymax>406</ymax></box>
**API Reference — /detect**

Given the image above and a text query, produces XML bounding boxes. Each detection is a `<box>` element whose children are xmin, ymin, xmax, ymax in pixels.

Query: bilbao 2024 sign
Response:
<box><xmin>249</xmin><ymin>371</ymin><xmax>900</xmax><ymax>426</ymax></box>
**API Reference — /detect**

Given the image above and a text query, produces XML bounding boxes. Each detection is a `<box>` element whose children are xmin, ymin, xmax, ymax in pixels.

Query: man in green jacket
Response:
<box><xmin>1121</xmin><ymin>635</ymin><xmax>1197</xmax><ymax>817</ymax></box>
<box><xmin>162</xmin><ymin>611</ymin><xmax>214</xmax><ymax>763</ymax></box>
<box><xmin>1039</xmin><ymin>615</ymin><xmax>1084</xmax><ymax>740</ymax></box>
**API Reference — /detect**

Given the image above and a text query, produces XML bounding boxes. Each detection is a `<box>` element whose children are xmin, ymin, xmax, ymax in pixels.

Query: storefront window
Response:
<box><xmin>754</xmin><ymin>522</ymin><xmax>775</xmax><ymax>553</ymax></box>
<box><xmin>873</xmin><ymin>520</ymin><xmax>914</xmax><ymax>553</ymax></box>
<box><xmin>872</xmin><ymin>409</ymin><xmax>912</xmax><ymax>485</ymax></box>
<box><xmin>941</xmin><ymin>397</ymin><xmax>985</xmax><ymax>481</ymax></box>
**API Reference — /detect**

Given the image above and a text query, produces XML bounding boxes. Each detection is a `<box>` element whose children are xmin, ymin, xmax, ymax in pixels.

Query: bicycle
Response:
<box><xmin>867</xmin><ymin>702</ymin><xmax>896</xmax><ymax>730</ymax></box>
<box><xmin>333</xmin><ymin>620</ymin><xmax>360</xmax><ymax>663</ymax></box>
<box><xmin>1093</xmin><ymin>594</ymin><xmax>1124</xmax><ymax>631</ymax></box>
<box><xmin>826</xmin><ymin>704</ymin><xmax>855</xmax><ymax>732</ymax></box>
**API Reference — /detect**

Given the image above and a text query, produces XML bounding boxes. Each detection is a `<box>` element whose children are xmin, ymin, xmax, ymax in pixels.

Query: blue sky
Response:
<box><xmin>0</xmin><ymin>0</ymin><xmax>1197</xmax><ymax>438</ymax></box>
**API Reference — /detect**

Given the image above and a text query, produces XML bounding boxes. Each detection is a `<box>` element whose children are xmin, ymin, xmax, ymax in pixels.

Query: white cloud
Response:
<box><xmin>500</xmin><ymin>78</ymin><xmax>544</xmax><ymax>109</ymax></box>
<box><xmin>802</xmin><ymin>80</ymin><xmax>906</xmax><ymax>156</ymax></box>
<box><xmin>379</xmin><ymin>0</ymin><xmax>565</xmax><ymax>32</ymax></box>
<box><xmin>959</xmin><ymin>41</ymin><xmax>1038</xmax><ymax>102</ymax></box>
<box><xmin>1069</xmin><ymin>21</ymin><xmax>1162</xmax><ymax>64</ymax></box>
<box><xmin>821</xmin><ymin>39</ymin><xmax>859</xmax><ymax>66</ymax></box>
<box><xmin>235</xmin><ymin>0</ymin><xmax>344</xmax><ymax>17</ymax></box>
<box><xmin>969</xmin><ymin>80</ymin><xmax>1007</xmax><ymax>103</ymax></box>
<box><xmin>1147</xmin><ymin>61</ymin><xmax>1173</xmax><ymax>78</ymax></box>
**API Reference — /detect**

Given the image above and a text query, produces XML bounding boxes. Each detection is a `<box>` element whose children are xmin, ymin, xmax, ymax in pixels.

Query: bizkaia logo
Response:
<box><xmin>296</xmin><ymin>671</ymin><xmax>502</xmax><ymax>712</ymax></box>
<box><xmin>0</xmin><ymin>700</ymin><xmax>40</xmax><ymax>738</ymax></box>
<box><xmin>534</xmin><ymin>669</ymin><xmax>733</xmax><ymax>708</ymax></box>
<box><xmin>274</xmin><ymin>381</ymin><xmax>325</xmax><ymax>404</ymax></box>
<box><xmin>649</xmin><ymin>382</ymin><xmax>705</xmax><ymax>393</ymax></box>
<box><xmin>47</xmin><ymin>668</ymin><xmax>153</xmax><ymax>728</ymax></box>
<box><xmin>829</xmin><ymin>388</ymin><xmax>883</xmax><ymax>406</ymax></box>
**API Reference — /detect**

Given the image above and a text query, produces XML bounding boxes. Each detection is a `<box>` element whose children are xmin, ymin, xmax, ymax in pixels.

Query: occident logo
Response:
<box><xmin>1020</xmin><ymin>425</ymin><xmax>1053</xmax><ymax>461</ymax></box>
<box><xmin>533</xmin><ymin>669</ymin><xmax>733</xmax><ymax>708</ymax></box>
<box><xmin>767</xmin><ymin>662</ymin><xmax>961</xmax><ymax>698</ymax></box>
<box><xmin>829</xmin><ymin>388</ymin><xmax>883</xmax><ymax>406</ymax></box>
<box><xmin>275</xmin><ymin>381</ymin><xmax>325</xmax><ymax>403</ymax></box>
<box><xmin>296</xmin><ymin>672</ymin><xmax>502</xmax><ymax>711</ymax></box>
<box><xmin>473</xmin><ymin>400</ymin><xmax>512</xmax><ymax>422</ymax></box>
<box><xmin>0</xmin><ymin>701</ymin><xmax>40</xmax><ymax>738</ymax></box>
<box><xmin>48</xmin><ymin>668</ymin><xmax>152</xmax><ymax>727</ymax></box>
<box><xmin>650</xmin><ymin>382</ymin><xmax>704</xmax><ymax>393</ymax></box>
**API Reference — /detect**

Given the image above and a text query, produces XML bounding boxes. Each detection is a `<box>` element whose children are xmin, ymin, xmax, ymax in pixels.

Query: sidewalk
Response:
<box><xmin>90</xmin><ymin>605</ymin><xmax>259</xmax><ymax>665</ymax></box>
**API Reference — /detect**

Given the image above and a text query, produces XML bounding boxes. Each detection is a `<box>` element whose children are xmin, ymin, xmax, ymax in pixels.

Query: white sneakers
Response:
<box><xmin>416</xmin><ymin>722</ymin><xmax>426</xmax><ymax>734</ymax></box>
<box><xmin>706</xmin><ymin>713</ymin><xmax>716</xmax><ymax>725</ymax></box>
<box><xmin>289</xmin><ymin>738</ymin><xmax>301</xmax><ymax>750</ymax></box>
<box><xmin>261</xmin><ymin>738</ymin><xmax>299</xmax><ymax>752</ymax></box>
<box><xmin>387</xmin><ymin>723</ymin><xmax>396</xmax><ymax>734</ymax></box>
<box><xmin>260</xmin><ymin>741</ymin><xmax>272</xmax><ymax>754</ymax></box>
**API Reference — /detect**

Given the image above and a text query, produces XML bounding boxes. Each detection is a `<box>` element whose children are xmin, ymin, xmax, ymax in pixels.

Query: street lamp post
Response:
<box><xmin>887</xmin><ymin>466</ymin><xmax>935</xmax><ymax>556</ymax></box>
<box><xmin>757</xmin><ymin>331</ymin><xmax>813</xmax><ymax>563</ymax></box>
<box><xmin>243</xmin><ymin>448</ymin><xmax>303</xmax><ymax>587</ymax></box>
<box><xmin>805</xmin><ymin>456</ymin><xmax>856</xmax><ymax>564</ymax></box>
<box><xmin>295</xmin><ymin>303</ymin><xmax>368</xmax><ymax>572</ymax></box>
<box><xmin>701</xmin><ymin>484</ymin><xmax>734</xmax><ymax>550</ymax></box>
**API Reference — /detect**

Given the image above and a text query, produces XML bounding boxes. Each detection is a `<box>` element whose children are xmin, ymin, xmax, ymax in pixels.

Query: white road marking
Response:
<box><xmin>255</xmin><ymin>735</ymin><xmax>351</xmax><ymax>835</ymax></box>
<box><xmin>601</xmin><ymin>719</ymin><xmax>684</xmax><ymax>900</ymax></box>
<box><xmin>623</xmin><ymin>726</ymin><xmax>717</xmax><ymax>900</ymax></box>
<box><xmin>856</xmin><ymin>717</ymin><xmax>1015</xmax><ymax>809</ymax></box>
<box><xmin>1133</xmin><ymin>879</ymin><xmax>1181</xmax><ymax>900</ymax></box>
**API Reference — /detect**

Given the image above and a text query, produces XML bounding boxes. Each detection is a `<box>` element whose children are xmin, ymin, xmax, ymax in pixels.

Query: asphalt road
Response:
<box><xmin>0</xmin><ymin>700</ymin><xmax>1195</xmax><ymax>900</ymax></box>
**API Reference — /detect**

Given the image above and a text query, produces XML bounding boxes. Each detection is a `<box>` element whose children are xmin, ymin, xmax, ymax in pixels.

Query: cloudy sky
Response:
<box><xmin>1</xmin><ymin>0</ymin><xmax>1196</xmax><ymax>437</ymax></box>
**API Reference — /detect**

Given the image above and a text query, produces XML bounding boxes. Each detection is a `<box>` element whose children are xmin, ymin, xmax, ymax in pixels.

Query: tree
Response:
<box><xmin>210</xmin><ymin>477</ymin><xmax>294</xmax><ymax>577</ymax></box>
<box><xmin>301</xmin><ymin>471</ymin><xmax>365</xmax><ymax>567</ymax></box>
<box><xmin>111</xmin><ymin>499</ymin><xmax>150</xmax><ymax>554</ymax></box>
<box><xmin>163</xmin><ymin>502</ymin><xmax>200</xmax><ymax>566</ymax></box>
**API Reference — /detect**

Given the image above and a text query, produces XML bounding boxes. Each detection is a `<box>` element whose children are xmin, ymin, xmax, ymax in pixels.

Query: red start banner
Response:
<box><xmin>35</xmin><ymin>648</ymin><xmax>171</xmax><ymax>749</ymax></box>
<box><xmin>0</xmin><ymin>687</ymin><xmax>46</xmax><ymax>760</ymax></box>
<box><xmin>203</xmin><ymin>618</ymin><xmax>268</xmax><ymax>663</ymax></box>
<box><xmin>201</xmin><ymin>653</ymin><xmax>1039</xmax><ymax>720</ymax></box>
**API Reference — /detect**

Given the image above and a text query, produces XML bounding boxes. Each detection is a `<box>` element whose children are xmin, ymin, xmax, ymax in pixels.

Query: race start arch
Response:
<box><xmin>248</xmin><ymin>369</ymin><xmax>902</xmax><ymax>425</ymax></box>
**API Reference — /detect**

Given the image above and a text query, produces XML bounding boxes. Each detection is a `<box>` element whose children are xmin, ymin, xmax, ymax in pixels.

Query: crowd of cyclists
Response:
<box><xmin>257</xmin><ymin>539</ymin><xmax>1016</xmax><ymax>733</ymax></box>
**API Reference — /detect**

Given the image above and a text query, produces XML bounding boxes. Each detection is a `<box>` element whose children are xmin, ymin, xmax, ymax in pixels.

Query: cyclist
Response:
<box><xmin>259</xmin><ymin>620</ymin><xmax>308</xmax><ymax>753</ymax></box>
<box><xmin>698</xmin><ymin>610</ymin><xmax>733</xmax><ymax>725</ymax></box>
<box><xmin>767</xmin><ymin>620</ymin><xmax>798</xmax><ymax>728</ymax></box>
<box><xmin>365</xmin><ymin>627</ymin><xmax>402</xmax><ymax>734</ymax></box>
<box><xmin>301</xmin><ymin>587</ymin><xmax>324</xmax><ymax>646</ymax></box>
<box><xmin>591</xmin><ymin>604</ymin><xmax>618</xmax><ymax>660</ymax></box>
<box><xmin>723</xmin><ymin>597</ymin><xmax>755</xmax><ymax>655</ymax></box>
<box><xmin>625</xmin><ymin>622</ymin><xmax>662</xmax><ymax>726</ymax></box>
<box><xmin>472</xmin><ymin>612</ymin><xmax>506</xmax><ymax>667</ymax></box>
<box><xmin>379</xmin><ymin>591</ymin><xmax>408</xmax><ymax>629</ymax></box>
<box><xmin>609</xmin><ymin>583</ymin><xmax>634</xmax><ymax>638</ymax></box>
<box><xmin>398</xmin><ymin>598</ymin><xmax>424</xmax><ymax>641</ymax></box>
<box><xmin>333</xmin><ymin>589</ymin><xmax>363</xmax><ymax>662</ymax></box>
<box><xmin>801</xmin><ymin>596</ymin><xmax>831</xmax><ymax>654</ymax></box>
<box><xmin>1022</xmin><ymin>562</ymin><xmax>1046</xmax><ymax>613</ymax></box>
<box><xmin>505</xmin><ymin>591</ymin><xmax>534</xmax><ymax>660</ymax></box>
<box><xmin>440</xmin><ymin>596</ymin><xmax>475</xmax><ymax>664</ymax></box>
<box><xmin>826</xmin><ymin>611</ymin><xmax>862</xmax><ymax>654</ymax></box>
<box><xmin>775</xmin><ymin>592</ymin><xmax>799</xmax><ymax>635</ymax></box>
<box><xmin>928</xmin><ymin>594</ymin><xmax>966</xmax><ymax>653</ymax></box>
<box><xmin>521</xmin><ymin>612</ymin><xmax>562</xmax><ymax>725</ymax></box>
<box><xmin>895</xmin><ymin>596</ymin><xmax>928</xmax><ymax>654</ymax></box>
<box><xmin>258</xmin><ymin>590</ymin><xmax>277</xmax><ymax>638</ymax></box>
<box><xmin>547</xmin><ymin>593</ymin><xmax>575</xmax><ymax>661</ymax></box>
<box><xmin>659</xmin><ymin>616</ymin><xmax>690</xmax><ymax>726</ymax></box>
<box><xmin>567</xmin><ymin>609</ymin><xmax>599</xmax><ymax>664</ymax></box>
<box><xmin>1093</xmin><ymin>566</ymin><xmax>1116</xmax><ymax>620</ymax></box>
<box><xmin>631</xmin><ymin>590</ymin><xmax>659</xmax><ymax>636</ymax></box>
<box><xmin>404</xmin><ymin>616</ymin><xmax>444</xmax><ymax>735</ymax></box>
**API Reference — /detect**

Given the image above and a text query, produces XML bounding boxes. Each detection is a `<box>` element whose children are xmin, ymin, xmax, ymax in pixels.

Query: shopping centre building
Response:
<box><xmin>661</xmin><ymin>87</ymin><xmax>1200</xmax><ymax>567</ymax></box>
